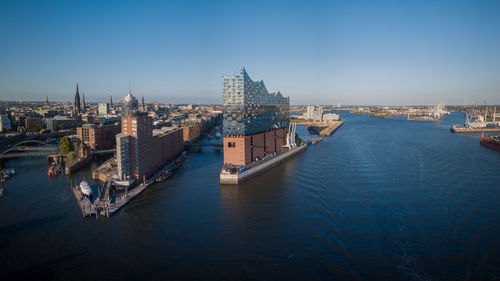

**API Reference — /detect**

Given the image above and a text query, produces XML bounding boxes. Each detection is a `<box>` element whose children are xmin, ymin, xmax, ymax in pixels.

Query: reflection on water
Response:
<box><xmin>1</xmin><ymin>112</ymin><xmax>500</xmax><ymax>280</ymax></box>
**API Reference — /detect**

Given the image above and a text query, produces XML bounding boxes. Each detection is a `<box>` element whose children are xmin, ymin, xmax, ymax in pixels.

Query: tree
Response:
<box><xmin>67</xmin><ymin>151</ymin><xmax>77</xmax><ymax>161</ymax></box>
<box><xmin>60</xmin><ymin>136</ymin><xmax>74</xmax><ymax>153</ymax></box>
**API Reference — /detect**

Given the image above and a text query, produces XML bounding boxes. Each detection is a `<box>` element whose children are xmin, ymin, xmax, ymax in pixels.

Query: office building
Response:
<box><xmin>116</xmin><ymin>92</ymin><xmax>183</xmax><ymax>181</ymax></box>
<box><xmin>45</xmin><ymin>116</ymin><xmax>78</xmax><ymax>131</ymax></box>
<box><xmin>98</xmin><ymin>103</ymin><xmax>109</xmax><ymax>115</ymax></box>
<box><xmin>77</xmin><ymin>123</ymin><xmax>120</xmax><ymax>150</ymax></box>
<box><xmin>25</xmin><ymin>118</ymin><xmax>43</xmax><ymax>131</ymax></box>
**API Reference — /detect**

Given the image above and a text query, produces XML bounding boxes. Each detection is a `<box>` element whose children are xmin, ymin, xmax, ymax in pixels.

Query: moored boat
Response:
<box><xmin>79</xmin><ymin>180</ymin><xmax>93</xmax><ymax>198</ymax></box>
<box><xmin>480</xmin><ymin>136</ymin><xmax>500</xmax><ymax>152</ymax></box>
<box><xmin>47</xmin><ymin>163</ymin><xmax>61</xmax><ymax>176</ymax></box>
<box><xmin>156</xmin><ymin>169</ymin><xmax>172</xmax><ymax>182</ymax></box>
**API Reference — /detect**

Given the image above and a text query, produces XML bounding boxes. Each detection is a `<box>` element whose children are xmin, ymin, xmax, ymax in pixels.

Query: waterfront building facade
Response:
<box><xmin>182</xmin><ymin>123</ymin><xmax>201</xmax><ymax>143</ymax></box>
<box><xmin>222</xmin><ymin>68</ymin><xmax>290</xmax><ymax>167</ymax></box>
<box><xmin>116</xmin><ymin>92</ymin><xmax>184</xmax><ymax>181</ymax></box>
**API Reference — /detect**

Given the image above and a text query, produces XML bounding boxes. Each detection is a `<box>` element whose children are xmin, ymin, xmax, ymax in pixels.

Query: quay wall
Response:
<box><xmin>220</xmin><ymin>144</ymin><xmax>306</xmax><ymax>184</ymax></box>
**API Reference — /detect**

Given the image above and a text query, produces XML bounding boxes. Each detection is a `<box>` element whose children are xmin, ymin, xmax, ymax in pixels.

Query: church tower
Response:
<box><xmin>74</xmin><ymin>83</ymin><xmax>81</xmax><ymax>115</ymax></box>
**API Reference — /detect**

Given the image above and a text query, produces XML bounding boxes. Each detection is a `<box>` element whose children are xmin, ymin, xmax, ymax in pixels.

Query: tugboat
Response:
<box><xmin>480</xmin><ymin>135</ymin><xmax>500</xmax><ymax>152</ymax></box>
<box><xmin>79</xmin><ymin>179</ymin><xmax>93</xmax><ymax>198</ymax></box>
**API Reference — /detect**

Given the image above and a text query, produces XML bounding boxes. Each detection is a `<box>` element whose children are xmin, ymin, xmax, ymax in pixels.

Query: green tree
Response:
<box><xmin>67</xmin><ymin>151</ymin><xmax>77</xmax><ymax>161</ymax></box>
<box><xmin>60</xmin><ymin>136</ymin><xmax>74</xmax><ymax>153</ymax></box>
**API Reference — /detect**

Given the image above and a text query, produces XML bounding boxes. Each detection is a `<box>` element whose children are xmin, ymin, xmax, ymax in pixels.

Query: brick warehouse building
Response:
<box><xmin>222</xmin><ymin>68</ymin><xmax>290</xmax><ymax>167</ymax></box>
<box><xmin>77</xmin><ymin>123</ymin><xmax>120</xmax><ymax>150</ymax></box>
<box><xmin>116</xmin><ymin>92</ymin><xmax>184</xmax><ymax>181</ymax></box>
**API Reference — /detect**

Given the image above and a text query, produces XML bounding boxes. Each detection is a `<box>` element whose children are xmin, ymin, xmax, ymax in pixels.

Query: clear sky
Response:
<box><xmin>1</xmin><ymin>0</ymin><xmax>499</xmax><ymax>105</ymax></box>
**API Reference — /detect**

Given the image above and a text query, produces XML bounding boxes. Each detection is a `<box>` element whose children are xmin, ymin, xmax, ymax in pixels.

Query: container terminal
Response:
<box><xmin>451</xmin><ymin>106</ymin><xmax>500</xmax><ymax>133</ymax></box>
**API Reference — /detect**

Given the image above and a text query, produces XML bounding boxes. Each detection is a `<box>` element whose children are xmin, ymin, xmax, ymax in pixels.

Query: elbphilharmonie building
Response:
<box><xmin>222</xmin><ymin>68</ymin><xmax>290</xmax><ymax>167</ymax></box>
<box><xmin>222</xmin><ymin>68</ymin><xmax>289</xmax><ymax>136</ymax></box>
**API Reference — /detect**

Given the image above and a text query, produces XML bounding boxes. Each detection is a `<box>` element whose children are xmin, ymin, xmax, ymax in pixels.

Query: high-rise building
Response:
<box><xmin>116</xmin><ymin>91</ymin><xmax>183</xmax><ymax>181</ymax></box>
<box><xmin>74</xmin><ymin>83</ymin><xmax>81</xmax><ymax>116</ymax></box>
<box><xmin>120</xmin><ymin>91</ymin><xmax>138</xmax><ymax>117</ymax></box>
<box><xmin>222</xmin><ymin>68</ymin><xmax>290</xmax><ymax>166</ymax></box>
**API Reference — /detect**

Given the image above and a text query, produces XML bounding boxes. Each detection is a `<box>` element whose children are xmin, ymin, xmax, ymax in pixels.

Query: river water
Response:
<box><xmin>1</xmin><ymin>112</ymin><xmax>499</xmax><ymax>280</ymax></box>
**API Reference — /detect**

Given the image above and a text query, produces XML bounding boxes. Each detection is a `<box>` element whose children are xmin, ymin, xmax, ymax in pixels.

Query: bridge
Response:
<box><xmin>185</xmin><ymin>142</ymin><xmax>223</xmax><ymax>148</ymax></box>
<box><xmin>185</xmin><ymin>142</ymin><xmax>223</xmax><ymax>152</ymax></box>
<box><xmin>0</xmin><ymin>140</ymin><xmax>59</xmax><ymax>159</ymax></box>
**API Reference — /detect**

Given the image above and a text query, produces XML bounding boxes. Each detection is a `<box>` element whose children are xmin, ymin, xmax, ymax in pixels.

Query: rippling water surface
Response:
<box><xmin>1</xmin><ymin>112</ymin><xmax>499</xmax><ymax>280</ymax></box>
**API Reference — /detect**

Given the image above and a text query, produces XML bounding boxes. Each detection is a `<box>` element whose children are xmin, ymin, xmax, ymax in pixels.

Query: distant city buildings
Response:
<box><xmin>24</xmin><ymin>117</ymin><xmax>42</xmax><ymax>131</ymax></box>
<box><xmin>0</xmin><ymin>115</ymin><xmax>11</xmax><ymax>132</ymax></box>
<box><xmin>222</xmin><ymin>68</ymin><xmax>290</xmax><ymax>167</ymax></box>
<box><xmin>98</xmin><ymin>102</ymin><xmax>109</xmax><ymax>115</ymax></box>
<box><xmin>45</xmin><ymin>115</ymin><xmax>79</xmax><ymax>131</ymax></box>
<box><xmin>305</xmin><ymin>105</ymin><xmax>323</xmax><ymax>121</ymax></box>
<box><xmin>300</xmin><ymin>105</ymin><xmax>339</xmax><ymax>122</ymax></box>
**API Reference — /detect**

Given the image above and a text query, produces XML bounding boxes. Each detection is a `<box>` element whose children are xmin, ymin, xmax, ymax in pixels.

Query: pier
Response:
<box><xmin>304</xmin><ymin>120</ymin><xmax>344</xmax><ymax>137</ymax></box>
<box><xmin>451</xmin><ymin>127</ymin><xmax>500</xmax><ymax>133</ymax></box>
<box><xmin>70</xmin><ymin>182</ymin><xmax>97</xmax><ymax>217</ymax></box>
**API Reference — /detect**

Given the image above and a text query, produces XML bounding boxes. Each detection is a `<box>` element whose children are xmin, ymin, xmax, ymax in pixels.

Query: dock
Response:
<box><xmin>220</xmin><ymin>144</ymin><xmax>307</xmax><ymax>184</ymax></box>
<box><xmin>451</xmin><ymin>127</ymin><xmax>500</xmax><ymax>133</ymax></box>
<box><xmin>304</xmin><ymin>121</ymin><xmax>344</xmax><ymax>137</ymax></box>
<box><xmin>318</xmin><ymin>121</ymin><xmax>344</xmax><ymax>137</ymax></box>
<box><xmin>70</xmin><ymin>184</ymin><xmax>97</xmax><ymax>217</ymax></box>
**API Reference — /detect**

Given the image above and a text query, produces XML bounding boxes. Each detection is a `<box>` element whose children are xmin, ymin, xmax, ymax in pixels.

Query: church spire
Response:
<box><xmin>82</xmin><ymin>92</ymin><xmax>86</xmax><ymax>109</ymax></box>
<box><xmin>74</xmin><ymin>82</ymin><xmax>81</xmax><ymax>115</ymax></box>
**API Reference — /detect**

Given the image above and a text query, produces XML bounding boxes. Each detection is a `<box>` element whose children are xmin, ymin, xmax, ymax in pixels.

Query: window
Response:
<box><xmin>228</xmin><ymin>142</ymin><xmax>236</xmax><ymax>148</ymax></box>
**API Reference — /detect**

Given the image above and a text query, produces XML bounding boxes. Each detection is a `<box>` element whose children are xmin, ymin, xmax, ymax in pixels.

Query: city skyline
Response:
<box><xmin>1</xmin><ymin>0</ymin><xmax>500</xmax><ymax>105</ymax></box>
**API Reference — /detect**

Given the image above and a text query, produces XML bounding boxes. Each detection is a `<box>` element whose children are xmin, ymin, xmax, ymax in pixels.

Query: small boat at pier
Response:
<box><xmin>156</xmin><ymin>169</ymin><xmax>172</xmax><ymax>182</ymax></box>
<box><xmin>47</xmin><ymin>163</ymin><xmax>61</xmax><ymax>176</ymax></box>
<box><xmin>79</xmin><ymin>180</ymin><xmax>93</xmax><ymax>198</ymax></box>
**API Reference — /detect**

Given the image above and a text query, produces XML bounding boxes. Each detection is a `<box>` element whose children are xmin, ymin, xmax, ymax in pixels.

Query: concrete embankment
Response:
<box><xmin>451</xmin><ymin>127</ymin><xmax>500</xmax><ymax>133</ymax></box>
<box><xmin>318</xmin><ymin>121</ymin><xmax>344</xmax><ymax>137</ymax></box>
<box><xmin>220</xmin><ymin>144</ymin><xmax>307</xmax><ymax>184</ymax></box>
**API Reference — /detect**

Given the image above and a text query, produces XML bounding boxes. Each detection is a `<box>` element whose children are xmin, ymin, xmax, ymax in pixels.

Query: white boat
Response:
<box><xmin>79</xmin><ymin>180</ymin><xmax>93</xmax><ymax>197</ymax></box>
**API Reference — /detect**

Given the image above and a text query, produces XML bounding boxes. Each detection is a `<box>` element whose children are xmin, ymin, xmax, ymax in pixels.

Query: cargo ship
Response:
<box><xmin>480</xmin><ymin>136</ymin><xmax>500</xmax><ymax>152</ymax></box>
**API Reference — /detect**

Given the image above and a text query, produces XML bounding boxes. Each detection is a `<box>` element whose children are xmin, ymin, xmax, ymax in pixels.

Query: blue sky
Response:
<box><xmin>1</xmin><ymin>0</ymin><xmax>499</xmax><ymax>105</ymax></box>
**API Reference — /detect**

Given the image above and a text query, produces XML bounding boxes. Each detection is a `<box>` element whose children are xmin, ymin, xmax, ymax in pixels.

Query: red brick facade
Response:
<box><xmin>223</xmin><ymin>128</ymin><xmax>288</xmax><ymax>166</ymax></box>
<box><xmin>77</xmin><ymin>123</ymin><xmax>120</xmax><ymax>150</ymax></box>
